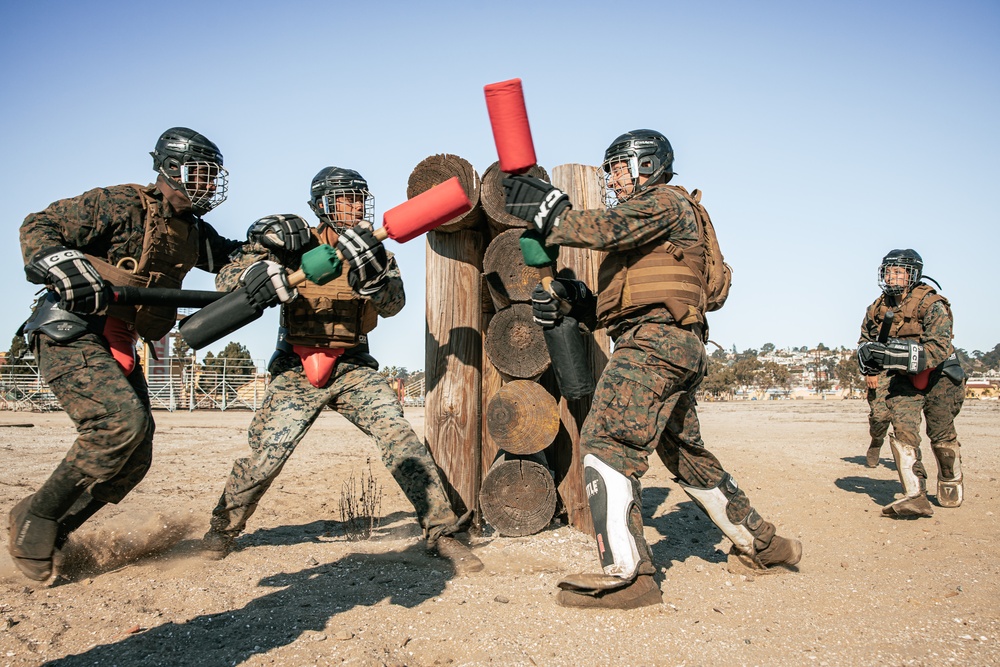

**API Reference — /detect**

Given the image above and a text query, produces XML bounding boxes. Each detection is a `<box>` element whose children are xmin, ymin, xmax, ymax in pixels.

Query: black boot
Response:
<box><xmin>7</xmin><ymin>461</ymin><xmax>88</xmax><ymax>581</ymax></box>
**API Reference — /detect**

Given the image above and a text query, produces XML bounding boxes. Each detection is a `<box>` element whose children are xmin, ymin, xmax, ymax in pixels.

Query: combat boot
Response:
<box><xmin>200</xmin><ymin>529</ymin><xmax>235</xmax><ymax>560</ymax></box>
<box><xmin>556</xmin><ymin>574</ymin><xmax>662</xmax><ymax>610</ymax></box>
<box><xmin>425</xmin><ymin>510</ymin><xmax>483</xmax><ymax>574</ymax></box>
<box><xmin>8</xmin><ymin>495</ymin><xmax>60</xmax><ymax>582</ymax></box>
<box><xmin>865</xmin><ymin>443</ymin><xmax>882</xmax><ymax>468</ymax></box>
<box><xmin>756</xmin><ymin>534</ymin><xmax>803</xmax><ymax>567</ymax></box>
<box><xmin>882</xmin><ymin>494</ymin><xmax>934</xmax><ymax>518</ymax></box>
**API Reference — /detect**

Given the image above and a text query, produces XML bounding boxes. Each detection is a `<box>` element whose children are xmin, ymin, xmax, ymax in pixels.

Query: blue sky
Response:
<box><xmin>2</xmin><ymin>1</ymin><xmax>997</xmax><ymax>371</ymax></box>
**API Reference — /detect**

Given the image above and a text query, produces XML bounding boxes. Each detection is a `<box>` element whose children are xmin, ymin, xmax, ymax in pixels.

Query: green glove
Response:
<box><xmin>300</xmin><ymin>244</ymin><xmax>343</xmax><ymax>285</ymax></box>
<box><xmin>518</xmin><ymin>230</ymin><xmax>559</xmax><ymax>268</ymax></box>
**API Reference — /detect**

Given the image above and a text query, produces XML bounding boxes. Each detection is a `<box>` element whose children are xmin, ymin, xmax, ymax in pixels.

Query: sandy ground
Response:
<box><xmin>1</xmin><ymin>399</ymin><xmax>998</xmax><ymax>667</ymax></box>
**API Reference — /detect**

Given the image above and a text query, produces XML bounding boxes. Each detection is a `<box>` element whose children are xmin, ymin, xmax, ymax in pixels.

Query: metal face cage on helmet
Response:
<box><xmin>308</xmin><ymin>167</ymin><xmax>375</xmax><ymax>231</ymax></box>
<box><xmin>151</xmin><ymin>127</ymin><xmax>229</xmax><ymax>213</ymax></box>
<box><xmin>599</xmin><ymin>129</ymin><xmax>674</xmax><ymax>208</ymax></box>
<box><xmin>878</xmin><ymin>248</ymin><xmax>923</xmax><ymax>297</ymax></box>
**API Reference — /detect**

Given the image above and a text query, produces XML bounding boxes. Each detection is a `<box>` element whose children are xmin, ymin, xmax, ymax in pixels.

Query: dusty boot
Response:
<box><xmin>426</xmin><ymin>511</ymin><xmax>483</xmax><ymax>574</ymax></box>
<box><xmin>557</xmin><ymin>574</ymin><xmax>662</xmax><ymax>610</ymax></box>
<box><xmin>756</xmin><ymin>534</ymin><xmax>803</xmax><ymax>567</ymax></box>
<box><xmin>8</xmin><ymin>461</ymin><xmax>89</xmax><ymax>581</ymax></box>
<box><xmin>865</xmin><ymin>442</ymin><xmax>882</xmax><ymax>468</ymax></box>
<box><xmin>882</xmin><ymin>494</ymin><xmax>934</xmax><ymax>518</ymax></box>
<box><xmin>428</xmin><ymin>536</ymin><xmax>484</xmax><ymax>574</ymax></box>
<box><xmin>8</xmin><ymin>495</ymin><xmax>60</xmax><ymax>582</ymax></box>
<box><xmin>200</xmin><ymin>529</ymin><xmax>236</xmax><ymax>560</ymax></box>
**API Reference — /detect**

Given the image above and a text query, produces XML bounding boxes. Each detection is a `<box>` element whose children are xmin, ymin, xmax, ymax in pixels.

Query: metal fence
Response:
<box><xmin>1</xmin><ymin>358</ymin><xmax>268</xmax><ymax>412</ymax></box>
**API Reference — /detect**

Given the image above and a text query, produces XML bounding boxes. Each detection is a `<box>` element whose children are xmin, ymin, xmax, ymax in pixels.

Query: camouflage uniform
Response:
<box><xmin>204</xmin><ymin>235</ymin><xmax>461</xmax><ymax>548</ymax></box>
<box><xmin>19</xmin><ymin>181</ymin><xmax>241</xmax><ymax>504</ymax></box>
<box><xmin>549</xmin><ymin>184</ymin><xmax>799</xmax><ymax>588</ymax></box>
<box><xmin>859</xmin><ymin>287</ymin><xmax>966</xmax><ymax>509</ymax></box>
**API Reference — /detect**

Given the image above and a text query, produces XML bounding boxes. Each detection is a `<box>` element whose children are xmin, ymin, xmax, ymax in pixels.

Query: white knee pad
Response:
<box><xmin>583</xmin><ymin>454</ymin><xmax>642</xmax><ymax>580</ymax></box>
<box><xmin>889</xmin><ymin>435</ymin><xmax>925</xmax><ymax>498</ymax></box>
<box><xmin>679</xmin><ymin>474</ymin><xmax>756</xmax><ymax>555</ymax></box>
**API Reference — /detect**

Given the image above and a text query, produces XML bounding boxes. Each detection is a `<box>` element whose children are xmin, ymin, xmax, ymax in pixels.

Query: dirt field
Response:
<box><xmin>1</xmin><ymin>400</ymin><xmax>998</xmax><ymax>666</ymax></box>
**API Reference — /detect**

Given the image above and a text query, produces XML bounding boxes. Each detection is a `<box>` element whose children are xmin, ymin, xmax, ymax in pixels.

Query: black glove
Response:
<box><xmin>502</xmin><ymin>175</ymin><xmax>571</xmax><ymax>236</ymax></box>
<box><xmin>531</xmin><ymin>279</ymin><xmax>591</xmax><ymax>328</ymax></box>
<box><xmin>857</xmin><ymin>341</ymin><xmax>886</xmax><ymax>375</ymax></box>
<box><xmin>239</xmin><ymin>260</ymin><xmax>298</xmax><ymax>310</ymax></box>
<box><xmin>247</xmin><ymin>214</ymin><xmax>312</xmax><ymax>258</ymax></box>
<box><xmin>26</xmin><ymin>247</ymin><xmax>108</xmax><ymax>315</ymax></box>
<box><xmin>882</xmin><ymin>338</ymin><xmax>926</xmax><ymax>374</ymax></box>
<box><xmin>335</xmin><ymin>226</ymin><xmax>389</xmax><ymax>295</ymax></box>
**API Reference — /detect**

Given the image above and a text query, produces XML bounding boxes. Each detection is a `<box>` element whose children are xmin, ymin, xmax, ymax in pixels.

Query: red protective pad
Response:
<box><xmin>910</xmin><ymin>367</ymin><xmax>932</xmax><ymax>391</ymax></box>
<box><xmin>382</xmin><ymin>177</ymin><xmax>472</xmax><ymax>243</ymax></box>
<box><xmin>484</xmin><ymin>78</ymin><xmax>536</xmax><ymax>174</ymax></box>
<box><xmin>103</xmin><ymin>317</ymin><xmax>139</xmax><ymax>376</ymax></box>
<box><xmin>293</xmin><ymin>345</ymin><xmax>345</xmax><ymax>388</ymax></box>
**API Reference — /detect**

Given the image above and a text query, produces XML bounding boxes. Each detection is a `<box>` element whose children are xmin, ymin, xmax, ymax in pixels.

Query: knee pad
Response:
<box><xmin>933</xmin><ymin>443</ymin><xmax>963</xmax><ymax>507</ymax></box>
<box><xmin>889</xmin><ymin>435</ymin><xmax>926</xmax><ymax>497</ymax></box>
<box><xmin>679</xmin><ymin>473</ymin><xmax>759</xmax><ymax>556</ymax></box>
<box><xmin>583</xmin><ymin>454</ymin><xmax>644</xmax><ymax>580</ymax></box>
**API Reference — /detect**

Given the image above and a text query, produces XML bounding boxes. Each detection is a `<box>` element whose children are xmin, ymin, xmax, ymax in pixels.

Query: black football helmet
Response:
<box><xmin>878</xmin><ymin>249</ymin><xmax>923</xmax><ymax>297</ymax></box>
<box><xmin>600</xmin><ymin>129</ymin><xmax>674</xmax><ymax>207</ymax></box>
<box><xmin>307</xmin><ymin>166</ymin><xmax>375</xmax><ymax>231</ymax></box>
<box><xmin>150</xmin><ymin>127</ymin><xmax>228</xmax><ymax>213</ymax></box>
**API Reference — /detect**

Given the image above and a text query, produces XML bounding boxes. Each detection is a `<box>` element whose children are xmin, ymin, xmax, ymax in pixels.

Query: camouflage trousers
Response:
<box><xmin>209</xmin><ymin>354</ymin><xmax>459</xmax><ymax>537</ymax></box>
<box><xmin>580</xmin><ymin>322</ymin><xmax>756</xmax><ymax>528</ymax></box>
<box><xmin>886</xmin><ymin>370</ymin><xmax>965</xmax><ymax>484</ymax></box>
<box><xmin>867</xmin><ymin>373</ymin><xmax>892</xmax><ymax>444</ymax></box>
<box><xmin>35</xmin><ymin>333</ymin><xmax>155</xmax><ymax>504</ymax></box>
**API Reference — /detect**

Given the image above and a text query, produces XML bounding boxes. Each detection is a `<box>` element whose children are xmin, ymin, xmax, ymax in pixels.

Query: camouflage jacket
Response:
<box><xmin>19</xmin><ymin>179</ymin><xmax>241</xmax><ymax>277</ymax></box>
<box><xmin>858</xmin><ymin>289</ymin><xmax>955</xmax><ymax>369</ymax></box>
<box><xmin>547</xmin><ymin>182</ymin><xmax>701</xmax><ymax>332</ymax></box>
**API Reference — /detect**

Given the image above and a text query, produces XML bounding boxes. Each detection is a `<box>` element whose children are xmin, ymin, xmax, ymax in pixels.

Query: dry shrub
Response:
<box><xmin>339</xmin><ymin>458</ymin><xmax>383</xmax><ymax>541</ymax></box>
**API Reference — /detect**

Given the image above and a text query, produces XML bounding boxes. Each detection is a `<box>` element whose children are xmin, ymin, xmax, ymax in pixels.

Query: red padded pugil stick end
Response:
<box><xmin>485</xmin><ymin>78</ymin><xmax>537</xmax><ymax>174</ymax></box>
<box><xmin>382</xmin><ymin>177</ymin><xmax>472</xmax><ymax>243</ymax></box>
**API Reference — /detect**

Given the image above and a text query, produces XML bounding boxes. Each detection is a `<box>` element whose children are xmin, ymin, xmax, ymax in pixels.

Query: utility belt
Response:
<box><xmin>889</xmin><ymin>352</ymin><xmax>965</xmax><ymax>389</ymax></box>
<box><xmin>22</xmin><ymin>292</ymin><xmax>103</xmax><ymax>347</ymax></box>
<box><xmin>21</xmin><ymin>292</ymin><xmax>141</xmax><ymax>375</ymax></box>
<box><xmin>606</xmin><ymin>305</ymin><xmax>706</xmax><ymax>343</ymax></box>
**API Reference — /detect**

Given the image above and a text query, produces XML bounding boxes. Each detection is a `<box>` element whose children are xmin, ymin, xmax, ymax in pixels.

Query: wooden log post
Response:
<box><xmin>482</xmin><ymin>228</ymin><xmax>540</xmax><ymax>311</ymax></box>
<box><xmin>420</xmin><ymin>154</ymin><xmax>486</xmax><ymax>518</ymax></box>
<box><xmin>484</xmin><ymin>303</ymin><xmax>550</xmax><ymax>381</ymax></box>
<box><xmin>408</xmin><ymin>154</ymin><xmax>484</xmax><ymax>232</ymax></box>
<box><xmin>547</xmin><ymin>163</ymin><xmax>612</xmax><ymax>536</ymax></box>
<box><xmin>485</xmin><ymin>380</ymin><xmax>560</xmax><ymax>456</ymax></box>
<box><xmin>480</xmin><ymin>161</ymin><xmax>549</xmax><ymax>235</ymax></box>
<box><xmin>479</xmin><ymin>451</ymin><xmax>557</xmax><ymax>537</ymax></box>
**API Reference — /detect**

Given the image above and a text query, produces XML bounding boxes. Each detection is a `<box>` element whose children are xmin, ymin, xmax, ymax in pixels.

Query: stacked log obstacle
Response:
<box><xmin>420</xmin><ymin>156</ymin><xmax>610</xmax><ymax>536</ymax></box>
<box><xmin>479</xmin><ymin>380</ymin><xmax>559</xmax><ymax>535</ymax></box>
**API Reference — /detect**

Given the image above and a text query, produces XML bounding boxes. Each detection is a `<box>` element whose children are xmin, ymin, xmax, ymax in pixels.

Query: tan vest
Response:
<box><xmin>281</xmin><ymin>228</ymin><xmax>379</xmax><ymax>349</ymax></box>
<box><xmin>866</xmin><ymin>283</ymin><xmax>951</xmax><ymax>340</ymax></box>
<box><xmin>86</xmin><ymin>184</ymin><xmax>200</xmax><ymax>340</ymax></box>
<box><xmin>596</xmin><ymin>186</ymin><xmax>708</xmax><ymax>328</ymax></box>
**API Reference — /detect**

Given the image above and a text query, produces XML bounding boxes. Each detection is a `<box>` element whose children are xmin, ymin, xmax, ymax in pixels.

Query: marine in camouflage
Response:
<box><xmin>860</xmin><ymin>283</ymin><xmax>965</xmax><ymax>513</ymax></box>
<box><xmin>9</xmin><ymin>175</ymin><xmax>242</xmax><ymax>581</ymax></box>
<box><xmin>206</xmin><ymin>229</ymin><xmax>459</xmax><ymax>547</ymax></box>
<box><xmin>19</xmin><ymin>179</ymin><xmax>242</xmax><ymax>492</ymax></box>
<box><xmin>551</xmin><ymin>175</ymin><xmax>799</xmax><ymax>610</ymax></box>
